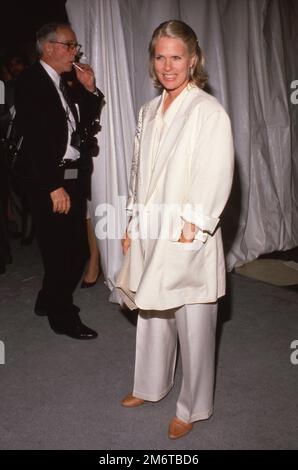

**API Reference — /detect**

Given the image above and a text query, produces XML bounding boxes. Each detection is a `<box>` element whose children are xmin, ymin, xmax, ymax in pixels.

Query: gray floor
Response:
<box><xmin>0</xmin><ymin>240</ymin><xmax>297</xmax><ymax>450</ymax></box>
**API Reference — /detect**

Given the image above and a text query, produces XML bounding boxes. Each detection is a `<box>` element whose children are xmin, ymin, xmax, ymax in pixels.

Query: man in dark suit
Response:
<box><xmin>15</xmin><ymin>22</ymin><xmax>104</xmax><ymax>339</ymax></box>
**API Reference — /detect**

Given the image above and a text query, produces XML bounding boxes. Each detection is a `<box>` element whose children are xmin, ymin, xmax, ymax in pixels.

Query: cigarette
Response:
<box><xmin>73</xmin><ymin>62</ymin><xmax>84</xmax><ymax>72</ymax></box>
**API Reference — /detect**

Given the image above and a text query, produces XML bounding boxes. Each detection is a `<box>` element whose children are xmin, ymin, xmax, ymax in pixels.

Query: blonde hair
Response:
<box><xmin>149</xmin><ymin>20</ymin><xmax>208</xmax><ymax>89</ymax></box>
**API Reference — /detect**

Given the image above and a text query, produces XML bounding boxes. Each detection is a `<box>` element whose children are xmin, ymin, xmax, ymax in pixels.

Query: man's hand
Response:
<box><xmin>121</xmin><ymin>231</ymin><xmax>131</xmax><ymax>255</ymax></box>
<box><xmin>73</xmin><ymin>63</ymin><xmax>96</xmax><ymax>93</ymax></box>
<box><xmin>178</xmin><ymin>222</ymin><xmax>196</xmax><ymax>243</ymax></box>
<box><xmin>50</xmin><ymin>187</ymin><xmax>71</xmax><ymax>214</ymax></box>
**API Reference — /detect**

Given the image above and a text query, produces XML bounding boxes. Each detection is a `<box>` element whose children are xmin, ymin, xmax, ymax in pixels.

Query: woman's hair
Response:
<box><xmin>148</xmin><ymin>20</ymin><xmax>208</xmax><ymax>89</ymax></box>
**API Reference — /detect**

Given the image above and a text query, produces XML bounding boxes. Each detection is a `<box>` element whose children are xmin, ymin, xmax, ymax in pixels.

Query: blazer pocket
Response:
<box><xmin>167</xmin><ymin>239</ymin><xmax>205</xmax><ymax>252</ymax></box>
<box><xmin>164</xmin><ymin>239</ymin><xmax>206</xmax><ymax>290</ymax></box>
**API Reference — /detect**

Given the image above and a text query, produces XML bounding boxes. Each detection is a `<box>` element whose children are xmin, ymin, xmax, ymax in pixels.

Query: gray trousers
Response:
<box><xmin>132</xmin><ymin>303</ymin><xmax>218</xmax><ymax>423</ymax></box>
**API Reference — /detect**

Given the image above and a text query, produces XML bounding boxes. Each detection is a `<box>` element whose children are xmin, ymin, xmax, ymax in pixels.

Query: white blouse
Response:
<box><xmin>149</xmin><ymin>85</ymin><xmax>191</xmax><ymax>175</ymax></box>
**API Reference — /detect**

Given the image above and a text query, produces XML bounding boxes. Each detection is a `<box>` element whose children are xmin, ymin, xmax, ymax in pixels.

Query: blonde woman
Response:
<box><xmin>117</xmin><ymin>20</ymin><xmax>234</xmax><ymax>439</ymax></box>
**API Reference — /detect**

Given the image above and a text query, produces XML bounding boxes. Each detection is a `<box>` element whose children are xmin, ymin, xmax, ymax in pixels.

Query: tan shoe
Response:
<box><xmin>168</xmin><ymin>416</ymin><xmax>193</xmax><ymax>439</ymax></box>
<box><xmin>121</xmin><ymin>393</ymin><xmax>145</xmax><ymax>407</ymax></box>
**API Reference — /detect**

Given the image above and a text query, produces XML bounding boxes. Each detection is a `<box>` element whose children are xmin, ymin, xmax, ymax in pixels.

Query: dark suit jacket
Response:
<box><xmin>14</xmin><ymin>62</ymin><xmax>104</xmax><ymax>195</ymax></box>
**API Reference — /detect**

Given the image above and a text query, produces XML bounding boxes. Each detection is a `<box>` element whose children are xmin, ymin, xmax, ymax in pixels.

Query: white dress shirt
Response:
<box><xmin>40</xmin><ymin>60</ymin><xmax>80</xmax><ymax>161</ymax></box>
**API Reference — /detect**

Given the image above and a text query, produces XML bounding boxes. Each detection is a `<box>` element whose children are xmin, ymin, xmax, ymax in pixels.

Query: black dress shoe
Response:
<box><xmin>51</xmin><ymin>322</ymin><xmax>98</xmax><ymax>340</ymax></box>
<box><xmin>80</xmin><ymin>273</ymin><xmax>100</xmax><ymax>289</ymax></box>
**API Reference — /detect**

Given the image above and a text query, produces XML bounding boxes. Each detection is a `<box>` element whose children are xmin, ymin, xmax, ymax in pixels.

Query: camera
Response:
<box><xmin>86</xmin><ymin>135</ymin><xmax>99</xmax><ymax>157</ymax></box>
<box><xmin>70</xmin><ymin>130</ymin><xmax>81</xmax><ymax>151</ymax></box>
<box><xmin>81</xmin><ymin>118</ymin><xmax>101</xmax><ymax>157</ymax></box>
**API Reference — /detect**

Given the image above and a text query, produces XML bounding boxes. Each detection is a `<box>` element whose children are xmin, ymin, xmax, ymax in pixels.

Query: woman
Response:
<box><xmin>80</xmin><ymin>204</ymin><xmax>102</xmax><ymax>288</ymax></box>
<box><xmin>117</xmin><ymin>20</ymin><xmax>234</xmax><ymax>439</ymax></box>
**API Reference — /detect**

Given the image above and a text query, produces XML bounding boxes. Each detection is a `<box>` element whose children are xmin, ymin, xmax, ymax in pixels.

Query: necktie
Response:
<box><xmin>59</xmin><ymin>77</ymin><xmax>79</xmax><ymax>128</ymax></box>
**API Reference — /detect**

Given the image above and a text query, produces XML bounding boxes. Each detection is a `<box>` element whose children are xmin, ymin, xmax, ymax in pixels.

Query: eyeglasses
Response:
<box><xmin>50</xmin><ymin>41</ymin><xmax>81</xmax><ymax>52</ymax></box>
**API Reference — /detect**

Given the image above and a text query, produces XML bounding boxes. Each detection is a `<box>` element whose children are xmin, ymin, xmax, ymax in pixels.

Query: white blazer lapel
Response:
<box><xmin>138</xmin><ymin>96</ymin><xmax>162</xmax><ymax>202</ymax></box>
<box><xmin>145</xmin><ymin>90</ymin><xmax>193</xmax><ymax>204</ymax></box>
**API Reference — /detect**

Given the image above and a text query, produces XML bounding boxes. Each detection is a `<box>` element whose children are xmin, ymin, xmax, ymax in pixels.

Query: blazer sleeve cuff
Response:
<box><xmin>180</xmin><ymin>204</ymin><xmax>220</xmax><ymax>235</ymax></box>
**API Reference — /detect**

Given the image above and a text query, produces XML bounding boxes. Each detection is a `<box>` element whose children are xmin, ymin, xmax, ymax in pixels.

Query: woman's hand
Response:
<box><xmin>121</xmin><ymin>231</ymin><xmax>131</xmax><ymax>255</ymax></box>
<box><xmin>178</xmin><ymin>222</ymin><xmax>196</xmax><ymax>243</ymax></box>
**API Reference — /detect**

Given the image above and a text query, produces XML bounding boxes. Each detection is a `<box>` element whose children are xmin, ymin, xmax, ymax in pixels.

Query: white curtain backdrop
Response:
<box><xmin>66</xmin><ymin>0</ymin><xmax>298</xmax><ymax>295</ymax></box>
<box><xmin>67</xmin><ymin>0</ymin><xmax>136</xmax><ymax>299</ymax></box>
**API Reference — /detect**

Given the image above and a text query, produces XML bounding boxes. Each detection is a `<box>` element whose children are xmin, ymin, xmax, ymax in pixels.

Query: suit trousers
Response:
<box><xmin>29</xmin><ymin>175</ymin><xmax>88</xmax><ymax>328</ymax></box>
<box><xmin>132</xmin><ymin>302</ymin><xmax>218</xmax><ymax>423</ymax></box>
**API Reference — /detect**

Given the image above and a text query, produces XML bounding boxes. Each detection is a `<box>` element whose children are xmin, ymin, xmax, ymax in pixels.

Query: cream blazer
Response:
<box><xmin>116</xmin><ymin>84</ymin><xmax>234</xmax><ymax>311</ymax></box>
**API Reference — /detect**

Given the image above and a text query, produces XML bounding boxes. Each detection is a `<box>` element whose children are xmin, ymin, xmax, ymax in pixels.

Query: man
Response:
<box><xmin>0</xmin><ymin>53</ymin><xmax>27</xmax><ymax>272</ymax></box>
<box><xmin>15</xmin><ymin>22</ymin><xmax>104</xmax><ymax>339</ymax></box>
<box><xmin>0</xmin><ymin>52</ymin><xmax>27</xmax><ymax>137</ymax></box>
